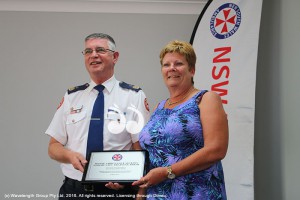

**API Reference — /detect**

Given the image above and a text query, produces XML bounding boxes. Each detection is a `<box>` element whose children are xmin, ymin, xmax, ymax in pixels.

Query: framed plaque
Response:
<box><xmin>82</xmin><ymin>150</ymin><xmax>148</xmax><ymax>184</ymax></box>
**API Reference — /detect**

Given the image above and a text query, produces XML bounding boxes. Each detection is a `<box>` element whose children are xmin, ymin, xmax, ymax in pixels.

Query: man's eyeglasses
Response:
<box><xmin>82</xmin><ymin>47</ymin><xmax>115</xmax><ymax>55</ymax></box>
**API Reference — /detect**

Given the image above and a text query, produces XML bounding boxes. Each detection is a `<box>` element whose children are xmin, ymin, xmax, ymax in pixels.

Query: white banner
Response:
<box><xmin>190</xmin><ymin>0</ymin><xmax>263</xmax><ymax>199</ymax></box>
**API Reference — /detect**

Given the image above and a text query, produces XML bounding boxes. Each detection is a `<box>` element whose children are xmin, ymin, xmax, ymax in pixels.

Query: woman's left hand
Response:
<box><xmin>132</xmin><ymin>167</ymin><xmax>168</xmax><ymax>188</ymax></box>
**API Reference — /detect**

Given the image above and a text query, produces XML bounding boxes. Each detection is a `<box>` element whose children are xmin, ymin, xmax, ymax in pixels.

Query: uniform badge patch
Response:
<box><xmin>57</xmin><ymin>97</ymin><xmax>64</xmax><ymax>110</ymax></box>
<box><xmin>144</xmin><ymin>98</ymin><xmax>150</xmax><ymax>112</ymax></box>
<box><xmin>70</xmin><ymin>105</ymin><xmax>83</xmax><ymax>114</ymax></box>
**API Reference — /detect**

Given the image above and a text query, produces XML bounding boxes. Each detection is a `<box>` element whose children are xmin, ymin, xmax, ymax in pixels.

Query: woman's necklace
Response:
<box><xmin>167</xmin><ymin>87</ymin><xmax>195</xmax><ymax>106</ymax></box>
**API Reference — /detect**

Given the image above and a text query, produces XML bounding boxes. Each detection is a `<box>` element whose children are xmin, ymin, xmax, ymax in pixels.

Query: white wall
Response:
<box><xmin>280</xmin><ymin>1</ymin><xmax>300</xmax><ymax>199</ymax></box>
<box><xmin>255</xmin><ymin>0</ymin><xmax>300</xmax><ymax>199</ymax></box>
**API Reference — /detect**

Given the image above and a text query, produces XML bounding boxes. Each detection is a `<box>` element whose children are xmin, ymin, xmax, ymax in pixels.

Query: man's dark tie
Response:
<box><xmin>86</xmin><ymin>85</ymin><xmax>105</xmax><ymax>158</ymax></box>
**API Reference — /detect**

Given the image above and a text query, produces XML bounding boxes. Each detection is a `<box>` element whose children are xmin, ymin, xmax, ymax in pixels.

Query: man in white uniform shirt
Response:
<box><xmin>46</xmin><ymin>33</ymin><xmax>150</xmax><ymax>199</ymax></box>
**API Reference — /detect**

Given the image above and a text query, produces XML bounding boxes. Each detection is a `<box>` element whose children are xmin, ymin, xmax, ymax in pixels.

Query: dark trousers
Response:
<box><xmin>59</xmin><ymin>177</ymin><xmax>136</xmax><ymax>200</ymax></box>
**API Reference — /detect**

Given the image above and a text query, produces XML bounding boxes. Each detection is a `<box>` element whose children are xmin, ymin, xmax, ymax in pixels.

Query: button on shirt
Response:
<box><xmin>45</xmin><ymin>75</ymin><xmax>150</xmax><ymax>180</ymax></box>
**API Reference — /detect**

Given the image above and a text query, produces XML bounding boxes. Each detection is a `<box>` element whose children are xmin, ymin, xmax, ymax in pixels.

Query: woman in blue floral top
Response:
<box><xmin>132</xmin><ymin>40</ymin><xmax>228</xmax><ymax>200</ymax></box>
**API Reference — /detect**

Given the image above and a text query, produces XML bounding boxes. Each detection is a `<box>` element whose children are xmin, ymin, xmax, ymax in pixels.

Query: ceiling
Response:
<box><xmin>0</xmin><ymin>0</ymin><xmax>207</xmax><ymax>14</ymax></box>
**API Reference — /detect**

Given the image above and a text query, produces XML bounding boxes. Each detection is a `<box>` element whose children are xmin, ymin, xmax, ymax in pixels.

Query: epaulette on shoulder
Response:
<box><xmin>67</xmin><ymin>83</ymin><xmax>89</xmax><ymax>94</ymax></box>
<box><xmin>119</xmin><ymin>81</ymin><xmax>141</xmax><ymax>92</ymax></box>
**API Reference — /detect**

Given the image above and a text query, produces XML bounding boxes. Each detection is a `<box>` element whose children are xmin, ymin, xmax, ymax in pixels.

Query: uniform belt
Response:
<box><xmin>64</xmin><ymin>177</ymin><xmax>94</xmax><ymax>192</ymax></box>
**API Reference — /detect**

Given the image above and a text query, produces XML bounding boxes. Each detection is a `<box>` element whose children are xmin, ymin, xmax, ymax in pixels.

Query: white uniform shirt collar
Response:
<box><xmin>87</xmin><ymin>75</ymin><xmax>116</xmax><ymax>93</ymax></box>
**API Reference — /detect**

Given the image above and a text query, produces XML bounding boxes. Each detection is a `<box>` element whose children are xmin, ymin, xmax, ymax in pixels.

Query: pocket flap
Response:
<box><xmin>66</xmin><ymin>111</ymin><xmax>86</xmax><ymax>124</ymax></box>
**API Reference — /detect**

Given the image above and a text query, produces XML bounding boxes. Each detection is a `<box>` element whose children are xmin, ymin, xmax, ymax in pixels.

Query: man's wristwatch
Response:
<box><xmin>167</xmin><ymin>166</ymin><xmax>176</xmax><ymax>179</ymax></box>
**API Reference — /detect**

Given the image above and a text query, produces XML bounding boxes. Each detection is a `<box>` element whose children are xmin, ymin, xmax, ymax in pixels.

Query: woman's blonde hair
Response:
<box><xmin>159</xmin><ymin>40</ymin><xmax>196</xmax><ymax>71</ymax></box>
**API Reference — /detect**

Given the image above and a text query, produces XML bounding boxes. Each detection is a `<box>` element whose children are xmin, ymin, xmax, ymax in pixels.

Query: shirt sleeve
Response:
<box><xmin>45</xmin><ymin>92</ymin><xmax>69</xmax><ymax>145</ymax></box>
<box><xmin>130</xmin><ymin>90</ymin><xmax>151</xmax><ymax>143</ymax></box>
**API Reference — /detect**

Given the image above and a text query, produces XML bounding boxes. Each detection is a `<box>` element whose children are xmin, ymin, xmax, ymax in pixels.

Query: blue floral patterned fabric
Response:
<box><xmin>139</xmin><ymin>90</ymin><xmax>227</xmax><ymax>200</ymax></box>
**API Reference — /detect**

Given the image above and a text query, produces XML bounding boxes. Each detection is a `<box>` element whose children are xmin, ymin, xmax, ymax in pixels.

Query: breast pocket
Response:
<box><xmin>65</xmin><ymin>111</ymin><xmax>87</xmax><ymax>148</ymax></box>
<box><xmin>106</xmin><ymin>112</ymin><xmax>126</xmax><ymax>134</ymax></box>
